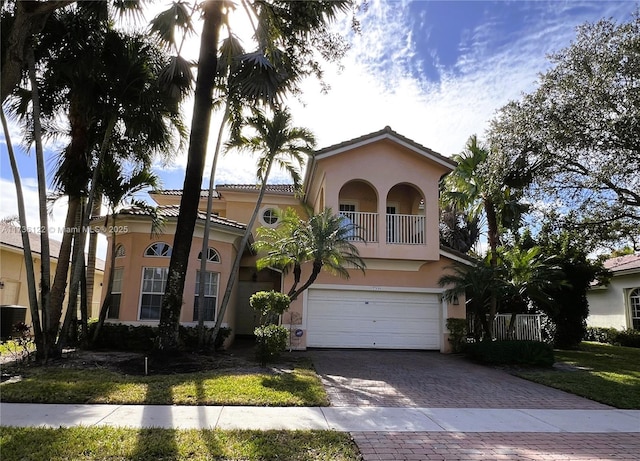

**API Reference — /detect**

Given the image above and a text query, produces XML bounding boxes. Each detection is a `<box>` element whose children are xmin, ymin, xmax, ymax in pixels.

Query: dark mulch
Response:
<box><xmin>1</xmin><ymin>337</ymin><xmax>309</xmax><ymax>377</ymax></box>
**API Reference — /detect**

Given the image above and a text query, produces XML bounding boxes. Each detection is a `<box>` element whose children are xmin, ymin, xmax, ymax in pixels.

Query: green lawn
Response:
<box><xmin>515</xmin><ymin>342</ymin><xmax>640</xmax><ymax>409</ymax></box>
<box><xmin>0</xmin><ymin>426</ymin><xmax>360</xmax><ymax>461</ymax></box>
<box><xmin>0</xmin><ymin>365</ymin><xmax>329</xmax><ymax>406</ymax></box>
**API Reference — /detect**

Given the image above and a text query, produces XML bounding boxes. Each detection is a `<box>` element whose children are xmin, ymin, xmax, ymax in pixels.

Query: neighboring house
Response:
<box><xmin>97</xmin><ymin>127</ymin><xmax>471</xmax><ymax>352</ymax></box>
<box><xmin>0</xmin><ymin>222</ymin><xmax>105</xmax><ymax>337</ymax></box>
<box><xmin>587</xmin><ymin>253</ymin><xmax>640</xmax><ymax>331</ymax></box>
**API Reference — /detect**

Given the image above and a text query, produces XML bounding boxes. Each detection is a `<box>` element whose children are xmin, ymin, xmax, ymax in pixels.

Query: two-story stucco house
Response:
<box><xmin>97</xmin><ymin>127</ymin><xmax>469</xmax><ymax>352</ymax></box>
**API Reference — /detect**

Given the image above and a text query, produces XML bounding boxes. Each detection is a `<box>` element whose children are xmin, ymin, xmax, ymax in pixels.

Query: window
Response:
<box><xmin>139</xmin><ymin>267</ymin><xmax>168</xmax><ymax>320</ymax></box>
<box><xmin>108</xmin><ymin>268</ymin><xmax>123</xmax><ymax>319</ymax></box>
<box><xmin>339</xmin><ymin>203</ymin><xmax>356</xmax><ymax>213</ymax></box>
<box><xmin>145</xmin><ymin>242</ymin><xmax>172</xmax><ymax>257</ymax></box>
<box><xmin>631</xmin><ymin>288</ymin><xmax>640</xmax><ymax>330</ymax></box>
<box><xmin>115</xmin><ymin>244</ymin><xmax>125</xmax><ymax>258</ymax></box>
<box><xmin>193</xmin><ymin>271</ymin><xmax>218</xmax><ymax>321</ymax></box>
<box><xmin>261</xmin><ymin>207</ymin><xmax>279</xmax><ymax>226</ymax></box>
<box><xmin>198</xmin><ymin>247</ymin><xmax>220</xmax><ymax>263</ymax></box>
<box><xmin>339</xmin><ymin>203</ymin><xmax>357</xmax><ymax>240</ymax></box>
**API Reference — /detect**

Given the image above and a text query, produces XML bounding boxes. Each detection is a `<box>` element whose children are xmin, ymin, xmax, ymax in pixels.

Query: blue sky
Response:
<box><xmin>1</xmin><ymin>0</ymin><xmax>637</xmax><ymax>256</ymax></box>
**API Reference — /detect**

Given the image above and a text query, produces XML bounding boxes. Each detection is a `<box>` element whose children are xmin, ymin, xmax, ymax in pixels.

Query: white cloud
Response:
<box><xmin>0</xmin><ymin>177</ymin><xmax>109</xmax><ymax>261</ymax></box>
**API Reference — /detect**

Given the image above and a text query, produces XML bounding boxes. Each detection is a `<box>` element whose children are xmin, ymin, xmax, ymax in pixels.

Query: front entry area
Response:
<box><xmin>305</xmin><ymin>287</ymin><xmax>441</xmax><ymax>349</ymax></box>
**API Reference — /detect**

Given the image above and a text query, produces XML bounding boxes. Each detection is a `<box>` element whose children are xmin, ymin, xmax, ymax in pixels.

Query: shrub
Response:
<box><xmin>254</xmin><ymin>324</ymin><xmax>289</xmax><ymax>366</ymax></box>
<box><xmin>616</xmin><ymin>329</ymin><xmax>640</xmax><ymax>348</ymax></box>
<box><xmin>446</xmin><ymin>318</ymin><xmax>468</xmax><ymax>353</ymax></box>
<box><xmin>585</xmin><ymin>326</ymin><xmax>619</xmax><ymax>344</ymax></box>
<box><xmin>250</xmin><ymin>291</ymin><xmax>291</xmax><ymax>324</ymax></box>
<box><xmin>180</xmin><ymin>326</ymin><xmax>231</xmax><ymax>351</ymax></box>
<box><xmin>466</xmin><ymin>340</ymin><xmax>555</xmax><ymax>367</ymax></box>
<box><xmin>88</xmin><ymin>323</ymin><xmax>231</xmax><ymax>352</ymax></box>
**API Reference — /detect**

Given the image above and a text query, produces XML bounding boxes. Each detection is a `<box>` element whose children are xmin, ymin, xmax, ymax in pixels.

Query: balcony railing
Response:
<box><xmin>339</xmin><ymin>211</ymin><xmax>378</xmax><ymax>242</ymax></box>
<box><xmin>386</xmin><ymin>214</ymin><xmax>425</xmax><ymax>244</ymax></box>
<box><xmin>339</xmin><ymin>212</ymin><xmax>426</xmax><ymax>245</ymax></box>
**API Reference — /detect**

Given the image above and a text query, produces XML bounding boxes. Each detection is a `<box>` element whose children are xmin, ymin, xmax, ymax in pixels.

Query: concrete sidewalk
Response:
<box><xmin>1</xmin><ymin>403</ymin><xmax>639</xmax><ymax>433</ymax></box>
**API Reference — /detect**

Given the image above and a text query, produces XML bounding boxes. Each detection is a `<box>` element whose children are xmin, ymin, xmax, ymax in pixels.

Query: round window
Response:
<box><xmin>262</xmin><ymin>208</ymin><xmax>279</xmax><ymax>225</ymax></box>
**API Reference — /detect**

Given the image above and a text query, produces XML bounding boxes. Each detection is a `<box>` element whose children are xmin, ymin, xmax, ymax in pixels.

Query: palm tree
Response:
<box><xmin>6</xmin><ymin>4</ymin><xmax>186</xmax><ymax>357</ymax></box>
<box><xmin>91</xmin><ymin>159</ymin><xmax>161</xmax><ymax>346</ymax></box>
<box><xmin>439</xmin><ymin>204</ymin><xmax>481</xmax><ymax>254</ymax></box>
<box><xmin>438</xmin><ymin>256</ymin><xmax>504</xmax><ymax>341</ymax></box>
<box><xmin>1</xmin><ymin>108</ymin><xmax>44</xmax><ymax>353</ymax></box>
<box><xmin>156</xmin><ymin>0</ymin><xmax>353</xmax><ymax>350</ymax></box>
<box><xmin>254</xmin><ymin>207</ymin><xmax>366</xmax><ymax>302</ymax></box>
<box><xmin>440</xmin><ymin>135</ymin><xmax>512</xmax><ymax>338</ymax></box>
<box><xmin>209</xmin><ymin>107</ymin><xmax>315</xmax><ymax>343</ymax></box>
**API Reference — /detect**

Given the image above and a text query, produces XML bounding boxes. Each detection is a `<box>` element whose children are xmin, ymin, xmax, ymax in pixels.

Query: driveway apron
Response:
<box><xmin>307</xmin><ymin>350</ymin><xmax>637</xmax><ymax>460</ymax></box>
<box><xmin>307</xmin><ymin>349</ymin><xmax>609</xmax><ymax>409</ymax></box>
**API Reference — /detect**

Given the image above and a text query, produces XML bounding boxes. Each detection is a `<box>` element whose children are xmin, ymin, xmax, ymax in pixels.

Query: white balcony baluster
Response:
<box><xmin>339</xmin><ymin>211</ymin><xmax>378</xmax><ymax>243</ymax></box>
<box><xmin>386</xmin><ymin>214</ymin><xmax>425</xmax><ymax>244</ymax></box>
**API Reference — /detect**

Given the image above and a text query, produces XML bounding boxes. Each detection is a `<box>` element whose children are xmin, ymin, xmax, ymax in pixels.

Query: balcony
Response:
<box><xmin>340</xmin><ymin>211</ymin><xmax>378</xmax><ymax>242</ymax></box>
<box><xmin>339</xmin><ymin>212</ymin><xmax>425</xmax><ymax>245</ymax></box>
<box><xmin>387</xmin><ymin>214</ymin><xmax>425</xmax><ymax>244</ymax></box>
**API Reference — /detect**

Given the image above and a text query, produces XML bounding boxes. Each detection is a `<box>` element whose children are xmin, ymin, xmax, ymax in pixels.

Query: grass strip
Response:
<box><xmin>0</xmin><ymin>366</ymin><xmax>329</xmax><ymax>407</ymax></box>
<box><xmin>515</xmin><ymin>342</ymin><xmax>640</xmax><ymax>409</ymax></box>
<box><xmin>0</xmin><ymin>426</ymin><xmax>360</xmax><ymax>461</ymax></box>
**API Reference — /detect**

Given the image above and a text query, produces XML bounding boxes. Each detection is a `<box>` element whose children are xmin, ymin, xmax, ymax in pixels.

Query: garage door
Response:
<box><xmin>306</xmin><ymin>288</ymin><xmax>441</xmax><ymax>349</ymax></box>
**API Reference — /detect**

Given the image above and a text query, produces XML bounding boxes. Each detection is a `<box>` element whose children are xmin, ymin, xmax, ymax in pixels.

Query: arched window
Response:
<box><xmin>630</xmin><ymin>288</ymin><xmax>640</xmax><ymax>330</ymax></box>
<box><xmin>115</xmin><ymin>244</ymin><xmax>126</xmax><ymax>258</ymax></box>
<box><xmin>198</xmin><ymin>247</ymin><xmax>220</xmax><ymax>263</ymax></box>
<box><xmin>144</xmin><ymin>242</ymin><xmax>172</xmax><ymax>257</ymax></box>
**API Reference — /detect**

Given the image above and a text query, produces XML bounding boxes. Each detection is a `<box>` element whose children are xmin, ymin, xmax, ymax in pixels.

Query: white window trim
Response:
<box><xmin>339</xmin><ymin>200</ymin><xmax>359</xmax><ymax>212</ymax></box>
<box><xmin>109</xmin><ymin>267</ymin><xmax>124</xmax><ymax>319</ymax></box>
<box><xmin>630</xmin><ymin>287</ymin><xmax>640</xmax><ymax>330</ymax></box>
<box><xmin>194</xmin><ymin>270</ymin><xmax>219</xmax><ymax>322</ymax></box>
<box><xmin>115</xmin><ymin>244</ymin><xmax>126</xmax><ymax>258</ymax></box>
<box><xmin>144</xmin><ymin>242</ymin><xmax>172</xmax><ymax>257</ymax></box>
<box><xmin>138</xmin><ymin>267</ymin><xmax>168</xmax><ymax>321</ymax></box>
<box><xmin>198</xmin><ymin>247</ymin><xmax>221</xmax><ymax>263</ymax></box>
<box><xmin>259</xmin><ymin>206</ymin><xmax>280</xmax><ymax>227</ymax></box>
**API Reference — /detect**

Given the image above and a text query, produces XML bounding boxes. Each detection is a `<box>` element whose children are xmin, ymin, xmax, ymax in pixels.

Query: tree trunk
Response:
<box><xmin>197</xmin><ymin>107</ymin><xmax>228</xmax><ymax>348</ymax></box>
<box><xmin>58</xmin><ymin>116</ymin><xmax>117</xmax><ymax>352</ymax></box>
<box><xmin>212</xmin><ymin>159</ymin><xmax>275</xmax><ymax>344</ymax></box>
<box><xmin>47</xmin><ymin>195</ymin><xmax>80</xmax><ymax>356</ymax></box>
<box><xmin>288</xmin><ymin>260</ymin><xmax>323</xmax><ymax>302</ymax></box>
<box><xmin>92</xmin><ymin>218</ymin><xmax>116</xmax><ymax>346</ymax></box>
<box><xmin>62</xmin><ymin>213</ymin><xmax>83</xmax><ymax>346</ymax></box>
<box><xmin>1</xmin><ymin>108</ymin><xmax>44</xmax><ymax>357</ymax></box>
<box><xmin>484</xmin><ymin>197</ymin><xmax>499</xmax><ymax>340</ymax></box>
<box><xmin>85</xmin><ymin>193</ymin><xmax>103</xmax><ymax>320</ymax></box>
<box><xmin>158</xmin><ymin>0</ymin><xmax>223</xmax><ymax>351</ymax></box>
<box><xmin>27</xmin><ymin>48</ymin><xmax>52</xmax><ymax>358</ymax></box>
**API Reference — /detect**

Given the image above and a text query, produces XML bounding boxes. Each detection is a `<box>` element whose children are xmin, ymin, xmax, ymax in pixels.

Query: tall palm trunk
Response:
<box><xmin>158</xmin><ymin>0</ymin><xmax>223</xmax><ymax>350</ymax></box>
<box><xmin>212</xmin><ymin>158</ymin><xmax>275</xmax><ymax>343</ymax></box>
<box><xmin>62</xmin><ymin>201</ymin><xmax>84</xmax><ymax>346</ymax></box>
<box><xmin>85</xmin><ymin>193</ymin><xmax>103</xmax><ymax>319</ymax></box>
<box><xmin>484</xmin><ymin>197</ymin><xmax>499</xmax><ymax>340</ymax></box>
<box><xmin>1</xmin><ymin>108</ymin><xmax>44</xmax><ymax>355</ymax></box>
<box><xmin>47</xmin><ymin>195</ymin><xmax>80</xmax><ymax>355</ymax></box>
<box><xmin>27</xmin><ymin>49</ymin><xmax>51</xmax><ymax>357</ymax></box>
<box><xmin>197</xmin><ymin>107</ymin><xmax>228</xmax><ymax>348</ymax></box>
<box><xmin>59</xmin><ymin>116</ymin><xmax>117</xmax><ymax>351</ymax></box>
<box><xmin>92</xmin><ymin>215</ymin><xmax>117</xmax><ymax>346</ymax></box>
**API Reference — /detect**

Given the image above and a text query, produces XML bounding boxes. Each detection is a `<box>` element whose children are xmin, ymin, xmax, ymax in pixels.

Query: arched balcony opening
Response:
<box><xmin>338</xmin><ymin>180</ymin><xmax>379</xmax><ymax>243</ymax></box>
<box><xmin>386</xmin><ymin>183</ymin><xmax>426</xmax><ymax>244</ymax></box>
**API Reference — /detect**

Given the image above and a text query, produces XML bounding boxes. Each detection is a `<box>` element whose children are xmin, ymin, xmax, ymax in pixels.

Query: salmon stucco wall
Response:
<box><xmin>101</xmin><ymin>218</ymin><xmax>242</xmax><ymax>333</ymax></box>
<box><xmin>280</xmin><ymin>254</ymin><xmax>468</xmax><ymax>352</ymax></box>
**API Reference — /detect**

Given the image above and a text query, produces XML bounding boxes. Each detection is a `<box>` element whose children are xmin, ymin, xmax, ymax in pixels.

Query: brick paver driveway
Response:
<box><xmin>307</xmin><ymin>350</ymin><xmax>639</xmax><ymax>460</ymax></box>
<box><xmin>307</xmin><ymin>349</ymin><xmax>609</xmax><ymax>409</ymax></box>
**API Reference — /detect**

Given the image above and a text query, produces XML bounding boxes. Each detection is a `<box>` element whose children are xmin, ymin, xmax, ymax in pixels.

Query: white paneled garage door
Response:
<box><xmin>306</xmin><ymin>288</ymin><xmax>441</xmax><ymax>349</ymax></box>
